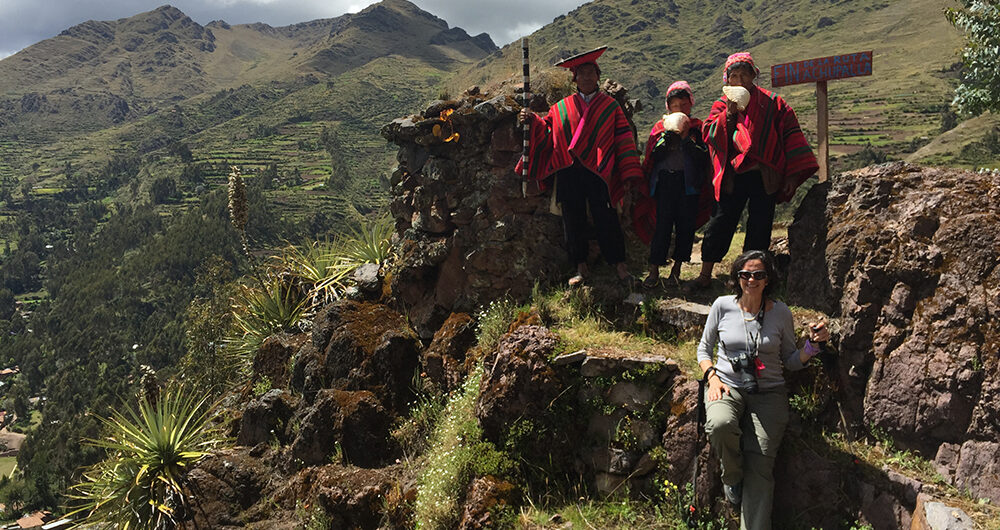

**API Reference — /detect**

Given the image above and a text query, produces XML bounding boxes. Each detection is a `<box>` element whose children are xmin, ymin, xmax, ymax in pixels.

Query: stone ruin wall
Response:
<box><xmin>381</xmin><ymin>81</ymin><xmax>640</xmax><ymax>339</ymax></box>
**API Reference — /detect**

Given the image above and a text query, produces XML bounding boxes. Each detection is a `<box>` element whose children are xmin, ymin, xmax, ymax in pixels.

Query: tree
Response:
<box><xmin>320</xmin><ymin>125</ymin><xmax>349</xmax><ymax>188</ymax></box>
<box><xmin>0</xmin><ymin>288</ymin><xmax>14</xmax><ymax>320</ymax></box>
<box><xmin>946</xmin><ymin>1</ymin><xmax>1000</xmax><ymax>115</ymax></box>
<box><xmin>6</xmin><ymin>378</ymin><xmax>30</xmax><ymax>420</ymax></box>
<box><xmin>149</xmin><ymin>177</ymin><xmax>177</xmax><ymax>204</ymax></box>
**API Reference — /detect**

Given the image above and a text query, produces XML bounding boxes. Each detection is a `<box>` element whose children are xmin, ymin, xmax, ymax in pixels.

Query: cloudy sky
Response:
<box><xmin>0</xmin><ymin>0</ymin><xmax>587</xmax><ymax>59</ymax></box>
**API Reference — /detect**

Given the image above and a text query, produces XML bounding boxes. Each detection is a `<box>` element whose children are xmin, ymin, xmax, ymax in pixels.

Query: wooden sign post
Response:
<box><xmin>771</xmin><ymin>51</ymin><xmax>873</xmax><ymax>182</ymax></box>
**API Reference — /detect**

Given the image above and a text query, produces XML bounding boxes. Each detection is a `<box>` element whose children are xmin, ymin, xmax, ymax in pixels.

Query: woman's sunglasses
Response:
<box><xmin>738</xmin><ymin>270</ymin><xmax>768</xmax><ymax>281</ymax></box>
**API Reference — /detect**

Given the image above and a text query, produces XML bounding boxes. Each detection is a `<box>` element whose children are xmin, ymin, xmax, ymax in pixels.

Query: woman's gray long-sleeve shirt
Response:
<box><xmin>697</xmin><ymin>295</ymin><xmax>806</xmax><ymax>391</ymax></box>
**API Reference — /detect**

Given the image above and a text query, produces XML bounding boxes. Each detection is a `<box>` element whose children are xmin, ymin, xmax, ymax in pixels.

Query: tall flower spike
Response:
<box><xmin>228</xmin><ymin>166</ymin><xmax>248</xmax><ymax>232</ymax></box>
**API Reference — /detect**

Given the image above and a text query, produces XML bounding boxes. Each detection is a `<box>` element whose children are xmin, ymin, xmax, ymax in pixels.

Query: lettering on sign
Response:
<box><xmin>771</xmin><ymin>51</ymin><xmax>873</xmax><ymax>87</ymax></box>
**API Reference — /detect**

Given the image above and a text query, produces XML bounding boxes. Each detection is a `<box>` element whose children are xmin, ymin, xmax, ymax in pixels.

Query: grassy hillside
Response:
<box><xmin>452</xmin><ymin>0</ymin><xmax>979</xmax><ymax>169</ymax></box>
<box><xmin>0</xmin><ymin>0</ymin><xmax>494</xmax><ymax>242</ymax></box>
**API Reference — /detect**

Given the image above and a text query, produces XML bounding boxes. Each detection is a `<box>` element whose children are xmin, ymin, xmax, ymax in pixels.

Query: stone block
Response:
<box><xmin>552</xmin><ymin>349</ymin><xmax>587</xmax><ymax>366</ymax></box>
<box><xmin>655</xmin><ymin>298</ymin><xmax>710</xmax><ymax>335</ymax></box>
<box><xmin>606</xmin><ymin>381</ymin><xmax>655</xmax><ymax>411</ymax></box>
<box><xmin>911</xmin><ymin>493</ymin><xmax>973</xmax><ymax>530</ymax></box>
<box><xmin>580</xmin><ymin>356</ymin><xmax>618</xmax><ymax>377</ymax></box>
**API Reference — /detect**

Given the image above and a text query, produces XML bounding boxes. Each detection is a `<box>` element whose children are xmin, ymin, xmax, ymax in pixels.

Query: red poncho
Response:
<box><xmin>516</xmin><ymin>92</ymin><xmax>642</xmax><ymax>206</ymax></box>
<box><xmin>631</xmin><ymin>117</ymin><xmax>715</xmax><ymax>244</ymax></box>
<box><xmin>639</xmin><ymin>117</ymin><xmax>705</xmax><ymax>192</ymax></box>
<box><xmin>702</xmin><ymin>85</ymin><xmax>818</xmax><ymax>202</ymax></box>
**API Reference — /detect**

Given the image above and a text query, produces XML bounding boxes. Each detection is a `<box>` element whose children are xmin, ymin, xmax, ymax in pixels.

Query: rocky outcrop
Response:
<box><xmin>237</xmin><ymin>389</ymin><xmax>299</xmax><ymax>447</ymax></box>
<box><xmin>271</xmin><ymin>464</ymin><xmax>411</xmax><ymax>529</ymax></box>
<box><xmin>288</xmin><ymin>389</ymin><xmax>396</xmax><ymax>468</ymax></box>
<box><xmin>911</xmin><ymin>493</ymin><xmax>974</xmax><ymax>530</ymax></box>
<box><xmin>933</xmin><ymin>440</ymin><xmax>1000</xmax><ymax>503</ymax></box>
<box><xmin>422</xmin><ymin>312</ymin><xmax>477</xmax><ymax>392</ymax></box>
<box><xmin>788</xmin><ymin>162</ymin><xmax>1000</xmax><ymax>502</ymax></box>
<box><xmin>187</xmin><ymin>448</ymin><xmax>272</xmax><ymax>528</ymax></box>
<box><xmin>293</xmin><ymin>300</ymin><xmax>421</xmax><ymax>412</ymax></box>
<box><xmin>475</xmin><ymin>325</ymin><xmax>562</xmax><ymax>443</ymax></box>
<box><xmin>457</xmin><ymin>475</ymin><xmax>517</xmax><ymax>530</ymax></box>
<box><xmin>253</xmin><ymin>334</ymin><xmax>307</xmax><ymax>389</ymax></box>
<box><xmin>216</xmin><ymin>300</ymin><xmax>421</xmax><ymax>524</ymax></box>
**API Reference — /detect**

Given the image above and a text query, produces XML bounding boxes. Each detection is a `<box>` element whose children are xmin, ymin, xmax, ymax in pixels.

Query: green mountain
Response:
<box><xmin>0</xmin><ymin>0</ymin><xmax>496</xmax><ymax>237</ymax></box>
<box><xmin>0</xmin><ymin>1</ymin><xmax>494</xmax><ymax>137</ymax></box>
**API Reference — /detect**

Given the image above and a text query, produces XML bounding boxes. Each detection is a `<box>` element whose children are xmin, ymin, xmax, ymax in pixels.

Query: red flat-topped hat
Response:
<box><xmin>555</xmin><ymin>46</ymin><xmax>608</xmax><ymax>69</ymax></box>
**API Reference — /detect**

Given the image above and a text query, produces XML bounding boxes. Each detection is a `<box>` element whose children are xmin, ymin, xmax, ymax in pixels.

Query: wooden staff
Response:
<box><xmin>521</xmin><ymin>37</ymin><xmax>530</xmax><ymax>197</ymax></box>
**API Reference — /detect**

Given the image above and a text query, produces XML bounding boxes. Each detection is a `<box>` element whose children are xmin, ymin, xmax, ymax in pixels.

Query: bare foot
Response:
<box><xmin>643</xmin><ymin>266</ymin><xmax>660</xmax><ymax>289</ymax></box>
<box><xmin>668</xmin><ymin>262</ymin><xmax>683</xmax><ymax>283</ymax></box>
<box><xmin>616</xmin><ymin>262</ymin><xmax>631</xmax><ymax>280</ymax></box>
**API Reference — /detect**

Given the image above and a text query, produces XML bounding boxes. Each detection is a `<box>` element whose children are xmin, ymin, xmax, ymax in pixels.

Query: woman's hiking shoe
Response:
<box><xmin>723</xmin><ymin>482</ymin><xmax>742</xmax><ymax>506</ymax></box>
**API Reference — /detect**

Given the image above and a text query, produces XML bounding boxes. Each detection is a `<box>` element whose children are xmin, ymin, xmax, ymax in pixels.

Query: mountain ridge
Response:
<box><xmin>0</xmin><ymin>1</ymin><xmax>496</xmax><ymax>140</ymax></box>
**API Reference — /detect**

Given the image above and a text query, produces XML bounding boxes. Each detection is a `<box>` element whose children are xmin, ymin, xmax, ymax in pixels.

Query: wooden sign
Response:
<box><xmin>771</xmin><ymin>51</ymin><xmax>872</xmax><ymax>88</ymax></box>
<box><xmin>770</xmin><ymin>51</ymin><xmax>874</xmax><ymax>182</ymax></box>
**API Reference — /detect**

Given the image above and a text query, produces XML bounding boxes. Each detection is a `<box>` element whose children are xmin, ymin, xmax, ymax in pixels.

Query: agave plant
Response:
<box><xmin>228</xmin><ymin>274</ymin><xmax>308</xmax><ymax>356</ymax></box>
<box><xmin>274</xmin><ymin>240</ymin><xmax>356</xmax><ymax>306</ymax></box>
<box><xmin>341</xmin><ymin>215</ymin><xmax>394</xmax><ymax>267</ymax></box>
<box><xmin>68</xmin><ymin>388</ymin><xmax>227</xmax><ymax>529</ymax></box>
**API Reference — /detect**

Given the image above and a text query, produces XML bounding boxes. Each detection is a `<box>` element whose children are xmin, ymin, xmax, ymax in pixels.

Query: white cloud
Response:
<box><xmin>499</xmin><ymin>22</ymin><xmax>546</xmax><ymax>46</ymax></box>
<box><xmin>0</xmin><ymin>0</ymin><xmax>589</xmax><ymax>53</ymax></box>
<box><xmin>411</xmin><ymin>0</ymin><xmax>586</xmax><ymax>45</ymax></box>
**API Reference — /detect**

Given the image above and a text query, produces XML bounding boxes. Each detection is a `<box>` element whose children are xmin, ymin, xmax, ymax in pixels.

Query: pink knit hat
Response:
<box><xmin>723</xmin><ymin>52</ymin><xmax>760</xmax><ymax>83</ymax></box>
<box><xmin>665</xmin><ymin>80</ymin><xmax>694</xmax><ymax>107</ymax></box>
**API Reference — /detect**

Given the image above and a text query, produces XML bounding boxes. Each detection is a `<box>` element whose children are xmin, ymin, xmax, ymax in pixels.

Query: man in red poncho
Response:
<box><xmin>517</xmin><ymin>46</ymin><xmax>643</xmax><ymax>287</ymax></box>
<box><xmin>694</xmin><ymin>52</ymin><xmax>818</xmax><ymax>288</ymax></box>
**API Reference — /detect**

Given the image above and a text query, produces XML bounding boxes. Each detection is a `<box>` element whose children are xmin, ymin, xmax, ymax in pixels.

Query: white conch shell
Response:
<box><xmin>662</xmin><ymin>112</ymin><xmax>690</xmax><ymax>134</ymax></box>
<box><xmin>723</xmin><ymin>85</ymin><xmax>751</xmax><ymax>111</ymax></box>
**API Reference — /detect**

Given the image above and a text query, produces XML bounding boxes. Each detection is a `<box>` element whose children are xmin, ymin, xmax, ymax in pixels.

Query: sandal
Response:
<box><xmin>642</xmin><ymin>274</ymin><xmax>660</xmax><ymax>290</ymax></box>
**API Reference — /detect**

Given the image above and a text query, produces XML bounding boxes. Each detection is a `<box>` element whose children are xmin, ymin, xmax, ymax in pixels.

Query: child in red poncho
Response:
<box><xmin>639</xmin><ymin>81</ymin><xmax>712</xmax><ymax>287</ymax></box>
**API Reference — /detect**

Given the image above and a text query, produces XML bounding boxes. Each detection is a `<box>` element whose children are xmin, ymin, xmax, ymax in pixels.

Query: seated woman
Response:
<box><xmin>641</xmin><ymin>81</ymin><xmax>711</xmax><ymax>288</ymax></box>
<box><xmin>696</xmin><ymin>250</ymin><xmax>829</xmax><ymax>529</ymax></box>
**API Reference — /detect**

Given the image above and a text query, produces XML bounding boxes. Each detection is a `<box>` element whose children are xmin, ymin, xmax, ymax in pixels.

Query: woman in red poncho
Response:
<box><xmin>694</xmin><ymin>52</ymin><xmax>818</xmax><ymax>288</ymax></box>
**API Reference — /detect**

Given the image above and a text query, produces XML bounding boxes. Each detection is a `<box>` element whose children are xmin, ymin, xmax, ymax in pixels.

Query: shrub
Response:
<box><xmin>341</xmin><ymin>215</ymin><xmax>394</xmax><ymax>267</ymax></box>
<box><xmin>68</xmin><ymin>388</ymin><xmax>228</xmax><ymax>529</ymax></box>
<box><xmin>227</xmin><ymin>274</ymin><xmax>308</xmax><ymax>358</ymax></box>
<box><xmin>273</xmin><ymin>239</ymin><xmax>354</xmax><ymax>306</ymax></box>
